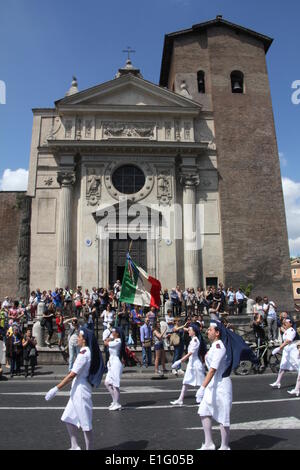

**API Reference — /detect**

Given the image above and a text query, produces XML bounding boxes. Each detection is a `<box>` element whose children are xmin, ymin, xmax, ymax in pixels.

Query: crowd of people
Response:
<box><xmin>1</xmin><ymin>283</ymin><xmax>299</xmax><ymax>451</ymax></box>
<box><xmin>0</xmin><ymin>282</ymin><xmax>298</xmax><ymax>379</ymax></box>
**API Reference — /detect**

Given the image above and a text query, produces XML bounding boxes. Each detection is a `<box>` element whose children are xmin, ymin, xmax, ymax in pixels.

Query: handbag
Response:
<box><xmin>169</xmin><ymin>332</ymin><xmax>180</xmax><ymax>347</ymax></box>
<box><xmin>143</xmin><ymin>338</ymin><xmax>152</xmax><ymax>348</ymax></box>
<box><xmin>29</xmin><ymin>347</ymin><xmax>37</xmax><ymax>358</ymax></box>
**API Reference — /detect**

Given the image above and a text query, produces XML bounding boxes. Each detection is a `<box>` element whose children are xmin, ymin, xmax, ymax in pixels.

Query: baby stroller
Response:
<box><xmin>124</xmin><ymin>346</ymin><xmax>142</xmax><ymax>367</ymax></box>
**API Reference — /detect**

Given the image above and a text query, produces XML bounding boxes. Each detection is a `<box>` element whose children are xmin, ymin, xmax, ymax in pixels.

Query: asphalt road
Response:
<box><xmin>0</xmin><ymin>373</ymin><xmax>299</xmax><ymax>450</ymax></box>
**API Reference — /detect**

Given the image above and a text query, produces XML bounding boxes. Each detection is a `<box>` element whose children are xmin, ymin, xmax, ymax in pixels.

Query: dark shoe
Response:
<box><xmin>25</xmin><ymin>374</ymin><xmax>28</xmax><ymax>378</ymax></box>
<box><xmin>10</xmin><ymin>374</ymin><xmax>13</xmax><ymax>378</ymax></box>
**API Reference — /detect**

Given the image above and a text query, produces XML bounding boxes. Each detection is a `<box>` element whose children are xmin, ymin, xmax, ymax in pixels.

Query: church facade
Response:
<box><xmin>25</xmin><ymin>16</ymin><xmax>294</xmax><ymax>309</ymax></box>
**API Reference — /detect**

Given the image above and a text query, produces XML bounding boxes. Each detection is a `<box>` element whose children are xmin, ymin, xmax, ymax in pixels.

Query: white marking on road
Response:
<box><xmin>185</xmin><ymin>417</ymin><xmax>300</xmax><ymax>431</ymax></box>
<box><xmin>0</xmin><ymin>388</ymin><xmax>185</xmax><ymax>396</ymax></box>
<box><xmin>0</xmin><ymin>397</ymin><xmax>299</xmax><ymax>411</ymax></box>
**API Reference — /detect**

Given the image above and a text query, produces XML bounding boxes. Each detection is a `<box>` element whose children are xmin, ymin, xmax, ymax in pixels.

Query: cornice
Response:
<box><xmin>57</xmin><ymin>104</ymin><xmax>201</xmax><ymax>117</ymax></box>
<box><xmin>43</xmin><ymin>139</ymin><xmax>208</xmax><ymax>155</ymax></box>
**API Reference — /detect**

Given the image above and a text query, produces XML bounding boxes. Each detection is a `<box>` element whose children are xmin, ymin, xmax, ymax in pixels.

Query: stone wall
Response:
<box><xmin>0</xmin><ymin>192</ymin><xmax>31</xmax><ymax>301</ymax></box>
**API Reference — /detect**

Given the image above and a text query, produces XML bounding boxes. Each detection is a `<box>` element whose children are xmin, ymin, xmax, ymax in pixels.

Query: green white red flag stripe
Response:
<box><xmin>119</xmin><ymin>253</ymin><xmax>161</xmax><ymax>308</ymax></box>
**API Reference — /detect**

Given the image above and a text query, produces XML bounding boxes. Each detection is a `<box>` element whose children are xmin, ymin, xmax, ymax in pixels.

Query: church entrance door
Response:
<box><xmin>109</xmin><ymin>235</ymin><xmax>147</xmax><ymax>286</ymax></box>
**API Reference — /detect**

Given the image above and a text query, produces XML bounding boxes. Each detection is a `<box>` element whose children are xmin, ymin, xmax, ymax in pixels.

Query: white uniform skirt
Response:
<box><xmin>61</xmin><ymin>379</ymin><xmax>93</xmax><ymax>431</ymax></box>
<box><xmin>280</xmin><ymin>343</ymin><xmax>299</xmax><ymax>371</ymax></box>
<box><xmin>198</xmin><ymin>376</ymin><xmax>232</xmax><ymax>427</ymax></box>
<box><xmin>183</xmin><ymin>358</ymin><xmax>205</xmax><ymax>387</ymax></box>
<box><xmin>105</xmin><ymin>356</ymin><xmax>123</xmax><ymax>388</ymax></box>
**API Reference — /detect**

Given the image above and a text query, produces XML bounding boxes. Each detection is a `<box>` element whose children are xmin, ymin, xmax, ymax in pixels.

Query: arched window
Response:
<box><xmin>197</xmin><ymin>70</ymin><xmax>205</xmax><ymax>93</ymax></box>
<box><xmin>231</xmin><ymin>70</ymin><xmax>244</xmax><ymax>94</ymax></box>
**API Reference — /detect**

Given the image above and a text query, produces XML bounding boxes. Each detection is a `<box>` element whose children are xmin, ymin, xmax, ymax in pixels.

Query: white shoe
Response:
<box><xmin>177</xmin><ymin>369</ymin><xmax>185</xmax><ymax>376</ymax></box>
<box><xmin>172</xmin><ymin>369</ymin><xmax>178</xmax><ymax>375</ymax></box>
<box><xmin>170</xmin><ymin>399</ymin><xmax>183</xmax><ymax>406</ymax></box>
<box><xmin>110</xmin><ymin>403</ymin><xmax>122</xmax><ymax>411</ymax></box>
<box><xmin>197</xmin><ymin>443</ymin><xmax>216</xmax><ymax>450</ymax></box>
<box><xmin>68</xmin><ymin>446</ymin><xmax>81</xmax><ymax>450</ymax></box>
<box><xmin>287</xmin><ymin>389</ymin><xmax>300</xmax><ymax>397</ymax></box>
<box><xmin>270</xmin><ymin>382</ymin><xmax>281</xmax><ymax>389</ymax></box>
<box><xmin>218</xmin><ymin>445</ymin><xmax>231</xmax><ymax>450</ymax></box>
<box><xmin>108</xmin><ymin>402</ymin><xmax>115</xmax><ymax>410</ymax></box>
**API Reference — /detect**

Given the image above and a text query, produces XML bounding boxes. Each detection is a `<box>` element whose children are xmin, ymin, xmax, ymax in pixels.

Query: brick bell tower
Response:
<box><xmin>160</xmin><ymin>16</ymin><xmax>294</xmax><ymax>310</ymax></box>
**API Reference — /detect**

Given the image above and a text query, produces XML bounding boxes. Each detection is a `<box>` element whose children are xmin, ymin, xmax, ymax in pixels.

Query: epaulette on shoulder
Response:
<box><xmin>216</xmin><ymin>343</ymin><xmax>221</xmax><ymax>349</ymax></box>
<box><xmin>80</xmin><ymin>349</ymin><xmax>87</xmax><ymax>354</ymax></box>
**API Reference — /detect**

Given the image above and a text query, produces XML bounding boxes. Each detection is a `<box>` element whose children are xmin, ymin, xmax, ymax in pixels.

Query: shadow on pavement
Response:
<box><xmin>231</xmin><ymin>433</ymin><xmax>287</xmax><ymax>450</ymax></box>
<box><xmin>124</xmin><ymin>401</ymin><xmax>156</xmax><ymax>408</ymax></box>
<box><xmin>99</xmin><ymin>440</ymin><xmax>148</xmax><ymax>450</ymax></box>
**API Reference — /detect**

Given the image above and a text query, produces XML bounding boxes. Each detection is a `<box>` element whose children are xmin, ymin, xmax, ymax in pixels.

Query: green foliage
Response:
<box><xmin>240</xmin><ymin>283</ymin><xmax>254</xmax><ymax>297</ymax></box>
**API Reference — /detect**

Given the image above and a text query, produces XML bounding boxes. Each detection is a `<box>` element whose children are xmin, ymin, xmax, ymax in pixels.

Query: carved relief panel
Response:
<box><xmin>102</xmin><ymin>121</ymin><xmax>157</xmax><ymax>140</ymax></box>
<box><xmin>86</xmin><ymin>167</ymin><xmax>102</xmax><ymax>206</ymax></box>
<box><xmin>157</xmin><ymin>170</ymin><xmax>173</xmax><ymax>206</ymax></box>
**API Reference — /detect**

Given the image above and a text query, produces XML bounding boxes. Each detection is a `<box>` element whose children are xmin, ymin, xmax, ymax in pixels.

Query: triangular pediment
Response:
<box><xmin>56</xmin><ymin>74</ymin><xmax>201</xmax><ymax>109</ymax></box>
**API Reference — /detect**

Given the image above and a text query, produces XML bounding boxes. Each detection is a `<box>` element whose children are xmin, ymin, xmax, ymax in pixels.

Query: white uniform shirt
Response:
<box><xmin>205</xmin><ymin>340</ymin><xmax>227</xmax><ymax>385</ymax></box>
<box><xmin>283</xmin><ymin>327</ymin><xmax>296</xmax><ymax>343</ymax></box>
<box><xmin>188</xmin><ymin>336</ymin><xmax>200</xmax><ymax>357</ymax></box>
<box><xmin>108</xmin><ymin>338</ymin><xmax>121</xmax><ymax>359</ymax></box>
<box><xmin>71</xmin><ymin>346</ymin><xmax>91</xmax><ymax>383</ymax></box>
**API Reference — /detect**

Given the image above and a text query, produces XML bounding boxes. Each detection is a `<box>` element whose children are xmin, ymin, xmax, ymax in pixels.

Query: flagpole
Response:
<box><xmin>128</xmin><ymin>240</ymin><xmax>133</xmax><ymax>254</ymax></box>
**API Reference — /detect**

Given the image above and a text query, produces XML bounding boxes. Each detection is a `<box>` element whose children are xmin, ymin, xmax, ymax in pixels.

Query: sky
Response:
<box><xmin>0</xmin><ymin>0</ymin><xmax>300</xmax><ymax>254</ymax></box>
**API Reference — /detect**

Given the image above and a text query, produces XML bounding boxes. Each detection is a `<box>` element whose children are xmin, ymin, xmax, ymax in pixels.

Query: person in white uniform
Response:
<box><xmin>196</xmin><ymin>322</ymin><xmax>232</xmax><ymax>450</ymax></box>
<box><xmin>287</xmin><ymin>341</ymin><xmax>300</xmax><ymax>396</ymax></box>
<box><xmin>196</xmin><ymin>319</ymin><xmax>257</xmax><ymax>450</ymax></box>
<box><xmin>170</xmin><ymin>323</ymin><xmax>206</xmax><ymax>406</ymax></box>
<box><xmin>45</xmin><ymin>327</ymin><xmax>105</xmax><ymax>450</ymax></box>
<box><xmin>104</xmin><ymin>327</ymin><xmax>126</xmax><ymax>411</ymax></box>
<box><xmin>270</xmin><ymin>319</ymin><xmax>300</xmax><ymax>389</ymax></box>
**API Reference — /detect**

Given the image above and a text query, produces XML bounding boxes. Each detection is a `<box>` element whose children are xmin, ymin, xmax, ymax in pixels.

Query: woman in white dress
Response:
<box><xmin>170</xmin><ymin>323</ymin><xmax>206</xmax><ymax>406</ymax></box>
<box><xmin>196</xmin><ymin>322</ymin><xmax>232</xmax><ymax>450</ymax></box>
<box><xmin>45</xmin><ymin>327</ymin><xmax>104</xmax><ymax>450</ymax></box>
<box><xmin>287</xmin><ymin>341</ymin><xmax>300</xmax><ymax>396</ymax></box>
<box><xmin>196</xmin><ymin>319</ymin><xmax>257</xmax><ymax>450</ymax></box>
<box><xmin>270</xmin><ymin>319</ymin><xmax>300</xmax><ymax>389</ymax></box>
<box><xmin>104</xmin><ymin>327</ymin><xmax>126</xmax><ymax>411</ymax></box>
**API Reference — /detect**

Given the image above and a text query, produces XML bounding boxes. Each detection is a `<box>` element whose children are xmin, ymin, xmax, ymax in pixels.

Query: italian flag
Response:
<box><xmin>119</xmin><ymin>253</ymin><xmax>161</xmax><ymax>308</ymax></box>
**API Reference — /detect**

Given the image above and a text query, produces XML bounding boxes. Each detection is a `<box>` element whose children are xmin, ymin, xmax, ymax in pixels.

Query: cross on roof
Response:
<box><xmin>122</xmin><ymin>46</ymin><xmax>136</xmax><ymax>61</ymax></box>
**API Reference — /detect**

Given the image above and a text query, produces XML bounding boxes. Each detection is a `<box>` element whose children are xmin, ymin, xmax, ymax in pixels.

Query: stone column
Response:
<box><xmin>180</xmin><ymin>174</ymin><xmax>200</xmax><ymax>289</ymax></box>
<box><xmin>56</xmin><ymin>171</ymin><xmax>76</xmax><ymax>287</ymax></box>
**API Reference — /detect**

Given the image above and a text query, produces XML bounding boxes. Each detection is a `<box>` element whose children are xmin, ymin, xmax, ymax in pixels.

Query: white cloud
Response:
<box><xmin>0</xmin><ymin>168</ymin><xmax>28</xmax><ymax>191</ymax></box>
<box><xmin>282</xmin><ymin>177</ymin><xmax>300</xmax><ymax>256</ymax></box>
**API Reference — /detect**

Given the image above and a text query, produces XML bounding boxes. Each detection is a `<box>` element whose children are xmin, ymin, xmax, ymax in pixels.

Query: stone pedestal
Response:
<box><xmin>32</xmin><ymin>301</ymin><xmax>45</xmax><ymax>347</ymax></box>
<box><xmin>56</xmin><ymin>171</ymin><xmax>76</xmax><ymax>287</ymax></box>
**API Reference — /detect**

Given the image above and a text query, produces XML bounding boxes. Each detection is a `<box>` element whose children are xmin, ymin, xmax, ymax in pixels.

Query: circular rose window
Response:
<box><xmin>112</xmin><ymin>165</ymin><xmax>146</xmax><ymax>195</ymax></box>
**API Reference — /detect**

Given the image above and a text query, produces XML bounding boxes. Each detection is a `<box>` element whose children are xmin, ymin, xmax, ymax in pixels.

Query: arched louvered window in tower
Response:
<box><xmin>231</xmin><ymin>70</ymin><xmax>244</xmax><ymax>94</ymax></box>
<box><xmin>197</xmin><ymin>70</ymin><xmax>205</xmax><ymax>93</ymax></box>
